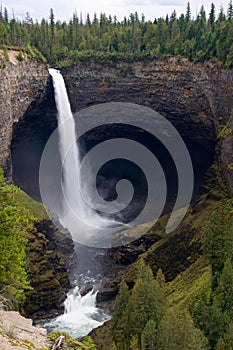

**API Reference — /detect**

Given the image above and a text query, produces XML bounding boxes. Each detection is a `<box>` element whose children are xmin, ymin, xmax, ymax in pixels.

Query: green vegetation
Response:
<box><xmin>111</xmin><ymin>211</ymin><xmax>233</xmax><ymax>350</ymax></box>
<box><xmin>112</xmin><ymin>260</ymin><xmax>209</xmax><ymax>349</ymax></box>
<box><xmin>108</xmin><ymin>162</ymin><xmax>233</xmax><ymax>350</ymax></box>
<box><xmin>48</xmin><ymin>331</ymin><xmax>96</xmax><ymax>350</ymax></box>
<box><xmin>0</xmin><ymin>169</ymin><xmax>33</xmax><ymax>307</ymax></box>
<box><xmin>0</xmin><ymin>167</ymin><xmax>96</xmax><ymax>348</ymax></box>
<box><xmin>14</xmin><ymin>188</ymin><xmax>47</xmax><ymax>221</ymax></box>
<box><xmin>194</xmin><ymin>215</ymin><xmax>233</xmax><ymax>349</ymax></box>
<box><xmin>0</xmin><ymin>2</ymin><xmax>233</xmax><ymax>67</ymax></box>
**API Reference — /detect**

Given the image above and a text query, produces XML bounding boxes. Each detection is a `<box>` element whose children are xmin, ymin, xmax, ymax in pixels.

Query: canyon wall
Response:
<box><xmin>1</xmin><ymin>52</ymin><xmax>233</xmax><ymax>316</ymax></box>
<box><xmin>64</xmin><ymin>57</ymin><xmax>233</xmax><ymax>194</ymax></box>
<box><xmin>1</xmin><ymin>53</ymin><xmax>233</xmax><ymax>191</ymax></box>
<box><xmin>0</xmin><ymin>51</ymin><xmax>49</xmax><ymax>176</ymax></box>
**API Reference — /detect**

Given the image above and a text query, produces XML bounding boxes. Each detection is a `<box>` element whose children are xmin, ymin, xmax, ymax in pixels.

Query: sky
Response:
<box><xmin>2</xmin><ymin>0</ymin><xmax>231</xmax><ymax>22</ymax></box>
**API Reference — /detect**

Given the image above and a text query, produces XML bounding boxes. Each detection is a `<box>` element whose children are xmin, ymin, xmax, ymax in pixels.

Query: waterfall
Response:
<box><xmin>43</xmin><ymin>286</ymin><xmax>110</xmax><ymax>338</ymax></box>
<box><xmin>48</xmin><ymin>68</ymin><xmax>121</xmax><ymax>248</ymax></box>
<box><xmin>47</xmin><ymin>69</ymin><xmax>111</xmax><ymax>337</ymax></box>
<box><xmin>64</xmin><ymin>287</ymin><xmax>97</xmax><ymax>312</ymax></box>
<box><xmin>48</xmin><ymin>68</ymin><xmax>90</xmax><ymax>222</ymax></box>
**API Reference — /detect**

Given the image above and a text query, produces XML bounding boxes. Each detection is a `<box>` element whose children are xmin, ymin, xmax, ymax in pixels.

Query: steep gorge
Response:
<box><xmin>1</xmin><ymin>53</ymin><xmax>233</xmax><ymax>319</ymax></box>
<box><xmin>8</xmin><ymin>56</ymin><xmax>232</xmax><ymax>201</ymax></box>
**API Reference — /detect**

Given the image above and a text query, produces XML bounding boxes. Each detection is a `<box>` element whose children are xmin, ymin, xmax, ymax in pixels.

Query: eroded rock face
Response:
<box><xmin>23</xmin><ymin>220</ymin><xmax>75</xmax><ymax>320</ymax></box>
<box><xmin>0</xmin><ymin>310</ymin><xmax>48</xmax><ymax>349</ymax></box>
<box><xmin>2</xmin><ymin>55</ymin><xmax>233</xmax><ymax>310</ymax></box>
<box><xmin>1</xmin><ymin>56</ymin><xmax>233</xmax><ymax>196</ymax></box>
<box><xmin>9</xmin><ymin>56</ymin><xmax>227</xmax><ymax>202</ymax></box>
<box><xmin>108</xmin><ymin>233</ymin><xmax>162</xmax><ymax>265</ymax></box>
<box><xmin>0</xmin><ymin>52</ymin><xmax>49</xmax><ymax>178</ymax></box>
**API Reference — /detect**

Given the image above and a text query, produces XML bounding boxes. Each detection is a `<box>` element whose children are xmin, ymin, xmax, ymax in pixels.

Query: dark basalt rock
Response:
<box><xmin>23</xmin><ymin>219</ymin><xmax>75</xmax><ymax>321</ymax></box>
<box><xmin>80</xmin><ymin>283</ymin><xmax>94</xmax><ymax>297</ymax></box>
<box><xmin>108</xmin><ymin>233</ymin><xmax>162</xmax><ymax>265</ymax></box>
<box><xmin>2</xmin><ymin>55</ymin><xmax>233</xmax><ymax>318</ymax></box>
<box><xmin>97</xmin><ymin>277</ymin><xmax>120</xmax><ymax>303</ymax></box>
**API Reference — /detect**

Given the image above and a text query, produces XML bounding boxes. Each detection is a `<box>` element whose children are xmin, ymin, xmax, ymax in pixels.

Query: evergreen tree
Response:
<box><xmin>227</xmin><ymin>0</ymin><xmax>233</xmax><ymax>21</ymax></box>
<box><xmin>4</xmin><ymin>7</ymin><xmax>8</xmax><ymax>23</ymax></box>
<box><xmin>223</xmin><ymin>322</ymin><xmax>233</xmax><ymax>349</ymax></box>
<box><xmin>214</xmin><ymin>259</ymin><xmax>233</xmax><ymax>319</ymax></box>
<box><xmin>111</xmin><ymin>280</ymin><xmax>131</xmax><ymax>350</ymax></box>
<box><xmin>157</xmin><ymin>307</ymin><xmax>209</xmax><ymax>350</ymax></box>
<box><xmin>215</xmin><ymin>337</ymin><xmax>225</xmax><ymax>350</ymax></box>
<box><xmin>202</xmin><ymin>212</ymin><xmax>233</xmax><ymax>288</ymax></box>
<box><xmin>141</xmin><ymin>319</ymin><xmax>158</xmax><ymax>350</ymax></box>
<box><xmin>128</xmin><ymin>260</ymin><xmax>166</xmax><ymax>349</ymax></box>
<box><xmin>186</xmin><ymin>2</ymin><xmax>191</xmax><ymax>22</ymax></box>
<box><xmin>194</xmin><ymin>296</ymin><xmax>226</xmax><ymax>348</ymax></box>
<box><xmin>218</xmin><ymin>6</ymin><xmax>226</xmax><ymax>22</ymax></box>
<box><xmin>209</xmin><ymin>3</ymin><xmax>216</xmax><ymax>27</ymax></box>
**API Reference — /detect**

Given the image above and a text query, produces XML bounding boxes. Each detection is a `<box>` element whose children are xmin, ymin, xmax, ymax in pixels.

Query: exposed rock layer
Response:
<box><xmin>1</xmin><ymin>54</ymin><xmax>233</xmax><ymax>311</ymax></box>
<box><xmin>0</xmin><ymin>51</ymin><xmax>49</xmax><ymax>178</ymax></box>
<box><xmin>23</xmin><ymin>220</ymin><xmax>74</xmax><ymax>320</ymax></box>
<box><xmin>5</xmin><ymin>56</ymin><xmax>233</xmax><ymax>200</ymax></box>
<box><xmin>0</xmin><ymin>310</ymin><xmax>48</xmax><ymax>350</ymax></box>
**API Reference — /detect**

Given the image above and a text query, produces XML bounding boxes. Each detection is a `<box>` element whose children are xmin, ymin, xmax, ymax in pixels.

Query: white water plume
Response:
<box><xmin>48</xmin><ymin>68</ymin><xmax>122</xmax><ymax>246</ymax></box>
<box><xmin>43</xmin><ymin>286</ymin><xmax>110</xmax><ymax>338</ymax></box>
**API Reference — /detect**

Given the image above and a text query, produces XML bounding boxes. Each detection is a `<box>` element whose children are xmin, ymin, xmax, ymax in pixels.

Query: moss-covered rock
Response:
<box><xmin>13</xmin><ymin>188</ymin><xmax>74</xmax><ymax>320</ymax></box>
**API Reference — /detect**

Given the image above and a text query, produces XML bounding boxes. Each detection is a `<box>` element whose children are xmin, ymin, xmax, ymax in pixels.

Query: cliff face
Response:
<box><xmin>64</xmin><ymin>57</ymin><xmax>233</xmax><ymax>194</ymax></box>
<box><xmin>0</xmin><ymin>51</ymin><xmax>49</xmax><ymax>177</ymax></box>
<box><xmin>0</xmin><ymin>53</ymin><xmax>74</xmax><ymax>320</ymax></box>
<box><xmin>2</xmin><ymin>55</ymin><xmax>233</xmax><ymax>194</ymax></box>
<box><xmin>5</xmin><ymin>57</ymin><xmax>224</xmax><ymax>201</ymax></box>
<box><xmin>1</xmin><ymin>53</ymin><xmax>233</xmax><ymax>315</ymax></box>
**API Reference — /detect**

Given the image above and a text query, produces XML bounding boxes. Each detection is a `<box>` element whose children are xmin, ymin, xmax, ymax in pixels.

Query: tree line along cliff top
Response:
<box><xmin>0</xmin><ymin>2</ymin><xmax>233</xmax><ymax>69</ymax></box>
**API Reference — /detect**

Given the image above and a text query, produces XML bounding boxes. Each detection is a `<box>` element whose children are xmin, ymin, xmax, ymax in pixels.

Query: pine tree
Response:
<box><xmin>3</xmin><ymin>7</ymin><xmax>8</xmax><ymax>22</ymax></box>
<box><xmin>218</xmin><ymin>7</ymin><xmax>226</xmax><ymax>22</ymax></box>
<box><xmin>128</xmin><ymin>260</ymin><xmax>166</xmax><ymax>349</ymax></box>
<box><xmin>214</xmin><ymin>259</ymin><xmax>233</xmax><ymax>319</ymax></box>
<box><xmin>49</xmin><ymin>8</ymin><xmax>55</xmax><ymax>39</ymax></box>
<box><xmin>209</xmin><ymin>3</ymin><xmax>216</xmax><ymax>27</ymax></box>
<box><xmin>141</xmin><ymin>319</ymin><xmax>158</xmax><ymax>350</ymax></box>
<box><xmin>111</xmin><ymin>280</ymin><xmax>131</xmax><ymax>350</ymax></box>
<box><xmin>186</xmin><ymin>2</ymin><xmax>191</xmax><ymax>22</ymax></box>
<box><xmin>227</xmin><ymin>0</ymin><xmax>233</xmax><ymax>21</ymax></box>
<box><xmin>223</xmin><ymin>322</ymin><xmax>233</xmax><ymax>349</ymax></box>
<box><xmin>226</xmin><ymin>44</ymin><xmax>233</xmax><ymax>67</ymax></box>
<box><xmin>201</xmin><ymin>212</ymin><xmax>233</xmax><ymax>288</ymax></box>
<box><xmin>194</xmin><ymin>298</ymin><xmax>226</xmax><ymax>348</ymax></box>
<box><xmin>215</xmin><ymin>337</ymin><xmax>225</xmax><ymax>350</ymax></box>
<box><xmin>157</xmin><ymin>307</ymin><xmax>209</xmax><ymax>350</ymax></box>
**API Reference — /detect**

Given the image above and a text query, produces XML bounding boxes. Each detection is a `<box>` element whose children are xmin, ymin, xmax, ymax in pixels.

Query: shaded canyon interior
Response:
<box><xmin>5</xmin><ymin>57</ymin><xmax>233</xmax><ymax>206</ymax></box>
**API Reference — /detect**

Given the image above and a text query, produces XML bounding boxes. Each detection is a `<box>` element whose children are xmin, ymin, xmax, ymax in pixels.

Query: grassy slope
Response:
<box><xmin>12</xmin><ymin>168</ymin><xmax>233</xmax><ymax>349</ymax></box>
<box><xmin>14</xmin><ymin>189</ymin><xmax>48</xmax><ymax>220</ymax></box>
<box><xmin>91</xmin><ymin>164</ymin><xmax>233</xmax><ymax>349</ymax></box>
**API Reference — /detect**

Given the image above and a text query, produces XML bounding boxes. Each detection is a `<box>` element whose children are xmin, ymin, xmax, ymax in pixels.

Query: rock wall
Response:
<box><xmin>0</xmin><ymin>310</ymin><xmax>48</xmax><ymax>350</ymax></box>
<box><xmin>1</xmin><ymin>53</ymin><xmax>233</xmax><ymax>315</ymax></box>
<box><xmin>64</xmin><ymin>56</ymin><xmax>233</xmax><ymax>122</ymax></box>
<box><xmin>64</xmin><ymin>57</ymin><xmax>233</xmax><ymax>193</ymax></box>
<box><xmin>0</xmin><ymin>51</ymin><xmax>49</xmax><ymax>177</ymax></box>
<box><xmin>1</xmin><ymin>54</ymin><xmax>233</xmax><ymax>193</ymax></box>
<box><xmin>23</xmin><ymin>219</ymin><xmax>74</xmax><ymax>320</ymax></box>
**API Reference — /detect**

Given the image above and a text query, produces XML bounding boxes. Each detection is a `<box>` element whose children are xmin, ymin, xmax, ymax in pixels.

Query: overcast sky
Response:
<box><xmin>2</xmin><ymin>0</ymin><xmax>231</xmax><ymax>22</ymax></box>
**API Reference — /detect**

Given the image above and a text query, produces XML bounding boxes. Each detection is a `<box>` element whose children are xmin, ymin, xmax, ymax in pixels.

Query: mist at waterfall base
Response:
<box><xmin>42</xmin><ymin>69</ymin><xmax>116</xmax><ymax>338</ymax></box>
<box><xmin>42</xmin><ymin>243</ymin><xmax>111</xmax><ymax>338</ymax></box>
<box><xmin>43</xmin><ymin>287</ymin><xmax>110</xmax><ymax>338</ymax></box>
<box><xmin>42</xmin><ymin>68</ymin><xmax>192</xmax><ymax>337</ymax></box>
<box><xmin>46</xmin><ymin>68</ymin><xmax>128</xmax><ymax>249</ymax></box>
<box><xmin>42</xmin><ymin>242</ymin><xmax>111</xmax><ymax>338</ymax></box>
